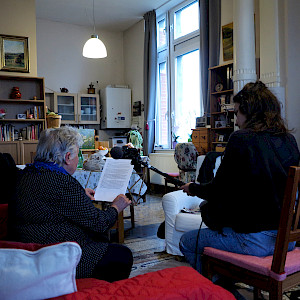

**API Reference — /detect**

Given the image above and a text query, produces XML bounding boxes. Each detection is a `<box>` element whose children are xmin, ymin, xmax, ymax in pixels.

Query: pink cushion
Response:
<box><xmin>167</xmin><ymin>173</ymin><xmax>180</xmax><ymax>177</ymax></box>
<box><xmin>204</xmin><ymin>247</ymin><xmax>300</xmax><ymax>281</ymax></box>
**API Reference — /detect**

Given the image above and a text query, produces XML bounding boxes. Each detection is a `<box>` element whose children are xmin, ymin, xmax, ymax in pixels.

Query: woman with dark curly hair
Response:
<box><xmin>179</xmin><ymin>81</ymin><xmax>299</xmax><ymax>275</ymax></box>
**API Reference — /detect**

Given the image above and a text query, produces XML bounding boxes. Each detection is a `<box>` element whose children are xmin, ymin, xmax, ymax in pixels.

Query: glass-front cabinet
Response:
<box><xmin>51</xmin><ymin>93</ymin><xmax>99</xmax><ymax>125</ymax></box>
<box><xmin>54</xmin><ymin>93</ymin><xmax>77</xmax><ymax>124</ymax></box>
<box><xmin>78</xmin><ymin>94</ymin><xmax>100</xmax><ymax>124</ymax></box>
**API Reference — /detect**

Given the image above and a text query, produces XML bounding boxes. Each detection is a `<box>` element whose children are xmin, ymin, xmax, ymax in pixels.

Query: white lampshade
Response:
<box><xmin>82</xmin><ymin>34</ymin><xmax>107</xmax><ymax>59</ymax></box>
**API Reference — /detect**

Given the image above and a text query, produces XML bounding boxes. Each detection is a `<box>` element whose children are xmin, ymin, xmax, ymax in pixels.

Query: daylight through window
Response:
<box><xmin>156</xmin><ymin>0</ymin><xmax>203</xmax><ymax>148</ymax></box>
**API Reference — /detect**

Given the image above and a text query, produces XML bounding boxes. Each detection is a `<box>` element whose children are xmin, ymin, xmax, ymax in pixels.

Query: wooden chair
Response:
<box><xmin>202</xmin><ymin>166</ymin><xmax>300</xmax><ymax>300</ymax></box>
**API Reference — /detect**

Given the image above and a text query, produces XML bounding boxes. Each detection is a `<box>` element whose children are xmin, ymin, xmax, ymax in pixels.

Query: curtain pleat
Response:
<box><xmin>199</xmin><ymin>0</ymin><xmax>221</xmax><ymax>114</ymax></box>
<box><xmin>143</xmin><ymin>10</ymin><xmax>157</xmax><ymax>155</ymax></box>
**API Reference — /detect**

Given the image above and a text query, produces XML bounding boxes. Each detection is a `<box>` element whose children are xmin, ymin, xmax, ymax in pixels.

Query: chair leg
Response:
<box><xmin>269</xmin><ymin>281</ymin><xmax>282</xmax><ymax>300</ymax></box>
<box><xmin>202</xmin><ymin>256</ymin><xmax>213</xmax><ymax>280</ymax></box>
<box><xmin>253</xmin><ymin>288</ymin><xmax>264</xmax><ymax>300</ymax></box>
<box><xmin>130</xmin><ymin>204</ymin><xmax>135</xmax><ymax>228</ymax></box>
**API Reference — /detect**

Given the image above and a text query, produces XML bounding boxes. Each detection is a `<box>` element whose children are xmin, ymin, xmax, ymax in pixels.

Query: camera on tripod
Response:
<box><xmin>110</xmin><ymin>145</ymin><xmax>143</xmax><ymax>172</ymax></box>
<box><xmin>122</xmin><ymin>146</ymin><xmax>142</xmax><ymax>172</ymax></box>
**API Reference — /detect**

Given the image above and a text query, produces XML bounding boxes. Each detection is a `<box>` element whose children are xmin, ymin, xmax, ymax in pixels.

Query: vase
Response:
<box><xmin>10</xmin><ymin>87</ymin><xmax>22</xmax><ymax>99</ymax></box>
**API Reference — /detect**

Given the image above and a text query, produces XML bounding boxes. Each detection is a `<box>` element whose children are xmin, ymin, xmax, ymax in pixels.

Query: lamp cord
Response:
<box><xmin>93</xmin><ymin>0</ymin><xmax>96</xmax><ymax>34</ymax></box>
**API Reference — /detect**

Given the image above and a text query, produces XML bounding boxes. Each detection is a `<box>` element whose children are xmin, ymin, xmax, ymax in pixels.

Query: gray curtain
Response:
<box><xmin>143</xmin><ymin>10</ymin><xmax>157</xmax><ymax>156</ymax></box>
<box><xmin>199</xmin><ymin>0</ymin><xmax>221</xmax><ymax>114</ymax></box>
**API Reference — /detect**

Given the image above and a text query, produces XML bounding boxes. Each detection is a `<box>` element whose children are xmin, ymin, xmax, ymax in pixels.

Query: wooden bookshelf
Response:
<box><xmin>209</xmin><ymin>62</ymin><xmax>234</xmax><ymax>152</ymax></box>
<box><xmin>0</xmin><ymin>75</ymin><xmax>46</xmax><ymax>164</ymax></box>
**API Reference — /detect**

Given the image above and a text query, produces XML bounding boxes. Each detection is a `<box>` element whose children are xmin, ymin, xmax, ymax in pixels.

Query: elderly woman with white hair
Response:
<box><xmin>9</xmin><ymin>126</ymin><xmax>133</xmax><ymax>282</ymax></box>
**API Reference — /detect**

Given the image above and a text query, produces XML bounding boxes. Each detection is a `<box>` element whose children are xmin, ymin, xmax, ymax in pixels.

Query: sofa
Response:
<box><xmin>162</xmin><ymin>154</ymin><xmax>222</xmax><ymax>256</ymax></box>
<box><xmin>0</xmin><ymin>203</ymin><xmax>235</xmax><ymax>300</ymax></box>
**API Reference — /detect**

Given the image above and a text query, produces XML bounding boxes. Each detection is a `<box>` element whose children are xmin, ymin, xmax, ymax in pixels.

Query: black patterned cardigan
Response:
<box><xmin>9</xmin><ymin>166</ymin><xmax>118</xmax><ymax>278</ymax></box>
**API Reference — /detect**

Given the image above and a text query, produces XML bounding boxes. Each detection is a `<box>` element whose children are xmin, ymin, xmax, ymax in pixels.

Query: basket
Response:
<box><xmin>46</xmin><ymin>115</ymin><xmax>61</xmax><ymax>128</ymax></box>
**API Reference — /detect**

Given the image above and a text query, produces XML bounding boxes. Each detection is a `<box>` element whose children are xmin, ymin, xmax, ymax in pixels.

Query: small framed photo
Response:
<box><xmin>17</xmin><ymin>113</ymin><xmax>26</xmax><ymax>119</ymax></box>
<box><xmin>0</xmin><ymin>35</ymin><xmax>29</xmax><ymax>72</ymax></box>
<box><xmin>218</xmin><ymin>135</ymin><xmax>224</xmax><ymax>142</ymax></box>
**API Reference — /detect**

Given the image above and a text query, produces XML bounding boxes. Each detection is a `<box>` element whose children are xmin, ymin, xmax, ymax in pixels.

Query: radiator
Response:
<box><xmin>148</xmin><ymin>151</ymin><xmax>178</xmax><ymax>185</ymax></box>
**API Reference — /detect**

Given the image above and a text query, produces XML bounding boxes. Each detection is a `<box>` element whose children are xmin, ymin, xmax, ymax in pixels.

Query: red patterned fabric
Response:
<box><xmin>51</xmin><ymin>266</ymin><xmax>235</xmax><ymax>300</ymax></box>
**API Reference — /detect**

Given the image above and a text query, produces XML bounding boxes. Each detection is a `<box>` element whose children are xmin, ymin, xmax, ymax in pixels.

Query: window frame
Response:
<box><xmin>156</xmin><ymin>0</ymin><xmax>201</xmax><ymax>149</ymax></box>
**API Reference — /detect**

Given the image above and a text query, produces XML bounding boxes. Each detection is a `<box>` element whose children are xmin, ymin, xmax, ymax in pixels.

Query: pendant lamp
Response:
<box><xmin>83</xmin><ymin>0</ymin><xmax>107</xmax><ymax>58</ymax></box>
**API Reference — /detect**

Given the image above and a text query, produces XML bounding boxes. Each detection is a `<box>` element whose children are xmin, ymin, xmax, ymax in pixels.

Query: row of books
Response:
<box><xmin>0</xmin><ymin>124</ymin><xmax>42</xmax><ymax>141</ymax></box>
<box><xmin>26</xmin><ymin>106</ymin><xmax>44</xmax><ymax>119</ymax></box>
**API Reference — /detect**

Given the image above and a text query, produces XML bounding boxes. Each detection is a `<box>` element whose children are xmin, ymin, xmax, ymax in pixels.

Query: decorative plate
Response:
<box><xmin>215</xmin><ymin>83</ymin><xmax>223</xmax><ymax>92</ymax></box>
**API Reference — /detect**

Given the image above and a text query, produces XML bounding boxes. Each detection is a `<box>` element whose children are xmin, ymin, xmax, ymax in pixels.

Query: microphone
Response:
<box><xmin>110</xmin><ymin>146</ymin><xmax>124</xmax><ymax>159</ymax></box>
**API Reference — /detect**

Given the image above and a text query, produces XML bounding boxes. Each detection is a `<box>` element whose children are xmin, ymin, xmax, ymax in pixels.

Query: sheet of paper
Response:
<box><xmin>94</xmin><ymin>159</ymin><xmax>134</xmax><ymax>202</ymax></box>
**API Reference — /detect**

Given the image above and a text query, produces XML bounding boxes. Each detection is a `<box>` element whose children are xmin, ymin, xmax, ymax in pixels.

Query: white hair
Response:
<box><xmin>35</xmin><ymin>126</ymin><xmax>83</xmax><ymax>166</ymax></box>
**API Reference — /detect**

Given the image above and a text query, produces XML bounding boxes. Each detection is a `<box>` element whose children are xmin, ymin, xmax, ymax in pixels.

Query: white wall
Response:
<box><xmin>36</xmin><ymin>19</ymin><xmax>125</xmax><ymax>94</ymax></box>
<box><xmin>219</xmin><ymin>0</ymin><xmax>233</xmax><ymax>65</ymax></box>
<box><xmin>123</xmin><ymin>20</ymin><xmax>145</xmax><ymax>128</ymax></box>
<box><xmin>0</xmin><ymin>0</ymin><xmax>37</xmax><ymax>77</ymax></box>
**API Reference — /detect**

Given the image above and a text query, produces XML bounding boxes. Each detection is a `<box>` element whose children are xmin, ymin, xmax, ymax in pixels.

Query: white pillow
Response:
<box><xmin>0</xmin><ymin>242</ymin><xmax>81</xmax><ymax>300</ymax></box>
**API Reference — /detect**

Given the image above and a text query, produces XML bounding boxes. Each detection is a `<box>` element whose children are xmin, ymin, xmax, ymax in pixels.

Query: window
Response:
<box><xmin>156</xmin><ymin>0</ymin><xmax>203</xmax><ymax>148</ymax></box>
<box><xmin>174</xmin><ymin>1</ymin><xmax>199</xmax><ymax>40</ymax></box>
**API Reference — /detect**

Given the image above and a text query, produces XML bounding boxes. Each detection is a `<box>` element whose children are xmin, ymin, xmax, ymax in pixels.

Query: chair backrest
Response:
<box><xmin>174</xmin><ymin>143</ymin><xmax>198</xmax><ymax>171</ymax></box>
<box><xmin>196</xmin><ymin>151</ymin><xmax>223</xmax><ymax>184</ymax></box>
<box><xmin>272</xmin><ymin>166</ymin><xmax>300</xmax><ymax>275</ymax></box>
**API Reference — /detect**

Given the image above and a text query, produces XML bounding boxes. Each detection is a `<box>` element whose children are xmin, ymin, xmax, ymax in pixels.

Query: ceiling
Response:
<box><xmin>35</xmin><ymin>0</ymin><xmax>174</xmax><ymax>32</ymax></box>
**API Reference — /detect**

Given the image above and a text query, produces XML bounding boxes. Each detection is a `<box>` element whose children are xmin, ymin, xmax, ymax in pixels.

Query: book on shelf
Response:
<box><xmin>226</xmin><ymin>65</ymin><xmax>233</xmax><ymax>90</ymax></box>
<box><xmin>25</xmin><ymin>106</ymin><xmax>43</xmax><ymax>120</ymax></box>
<box><xmin>0</xmin><ymin>124</ymin><xmax>16</xmax><ymax>142</ymax></box>
<box><xmin>20</xmin><ymin>124</ymin><xmax>42</xmax><ymax>141</ymax></box>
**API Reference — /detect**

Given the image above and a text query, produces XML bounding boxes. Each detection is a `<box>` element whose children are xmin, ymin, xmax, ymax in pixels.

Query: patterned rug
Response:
<box><xmin>121</xmin><ymin>193</ymin><xmax>189</xmax><ymax>277</ymax></box>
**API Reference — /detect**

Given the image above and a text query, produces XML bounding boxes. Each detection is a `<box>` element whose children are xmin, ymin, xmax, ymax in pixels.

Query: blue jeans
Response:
<box><xmin>179</xmin><ymin>227</ymin><xmax>296</xmax><ymax>273</ymax></box>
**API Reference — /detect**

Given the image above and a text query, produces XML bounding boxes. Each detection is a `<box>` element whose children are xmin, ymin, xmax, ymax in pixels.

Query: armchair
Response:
<box><xmin>162</xmin><ymin>154</ymin><xmax>222</xmax><ymax>256</ymax></box>
<box><xmin>174</xmin><ymin>142</ymin><xmax>199</xmax><ymax>183</ymax></box>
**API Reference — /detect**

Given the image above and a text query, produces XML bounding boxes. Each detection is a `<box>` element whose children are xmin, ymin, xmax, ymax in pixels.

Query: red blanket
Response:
<box><xmin>52</xmin><ymin>266</ymin><xmax>235</xmax><ymax>300</ymax></box>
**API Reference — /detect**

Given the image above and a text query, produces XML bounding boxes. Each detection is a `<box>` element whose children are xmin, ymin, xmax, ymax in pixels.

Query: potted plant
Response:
<box><xmin>172</xmin><ymin>133</ymin><xmax>179</xmax><ymax>149</ymax></box>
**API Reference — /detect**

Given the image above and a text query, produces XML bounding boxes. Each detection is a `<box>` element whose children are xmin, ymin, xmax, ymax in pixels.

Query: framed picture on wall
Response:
<box><xmin>222</xmin><ymin>23</ymin><xmax>233</xmax><ymax>61</ymax></box>
<box><xmin>0</xmin><ymin>34</ymin><xmax>29</xmax><ymax>72</ymax></box>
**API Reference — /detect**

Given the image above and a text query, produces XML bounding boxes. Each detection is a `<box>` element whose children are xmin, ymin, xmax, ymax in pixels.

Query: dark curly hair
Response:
<box><xmin>233</xmin><ymin>81</ymin><xmax>288</xmax><ymax>134</ymax></box>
